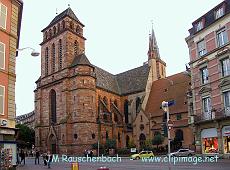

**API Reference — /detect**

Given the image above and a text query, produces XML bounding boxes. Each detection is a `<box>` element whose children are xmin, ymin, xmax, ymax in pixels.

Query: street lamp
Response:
<box><xmin>16</xmin><ymin>47</ymin><xmax>40</xmax><ymax>57</ymax></box>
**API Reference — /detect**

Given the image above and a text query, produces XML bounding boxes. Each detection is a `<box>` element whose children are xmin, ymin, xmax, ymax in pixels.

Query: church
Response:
<box><xmin>34</xmin><ymin>7</ymin><xmax>166</xmax><ymax>154</ymax></box>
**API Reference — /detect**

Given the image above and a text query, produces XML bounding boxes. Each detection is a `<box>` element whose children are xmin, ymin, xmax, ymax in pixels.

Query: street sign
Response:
<box><xmin>168</xmin><ymin>100</ymin><xmax>175</xmax><ymax>107</ymax></box>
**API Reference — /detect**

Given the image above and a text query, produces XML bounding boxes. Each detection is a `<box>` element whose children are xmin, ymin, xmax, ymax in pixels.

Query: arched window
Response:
<box><xmin>52</xmin><ymin>43</ymin><xmax>55</xmax><ymax>73</ymax></box>
<box><xmin>50</xmin><ymin>89</ymin><xmax>57</xmax><ymax>124</ymax></box>
<box><xmin>62</xmin><ymin>134</ymin><xmax>65</xmax><ymax>144</ymax></box>
<box><xmin>114</xmin><ymin>114</ymin><xmax>118</xmax><ymax>122</ymax></box>
<box><xmin>175</xmin><ymin>129</ymin><xmax>184</xmax><ymax>141</ymax></box>
<box><xmin>57</xmin><ymin>23</ymin><xmax>60</xmax><ymax>32</ymax></box>
<box><xmin>62</xmin><ymin>20</ymin><xmax>65</xmax><ymax>29</ymax></box>
<box><xmin>49</xmin><ymin>29</ymin><xmax>52</xmax><ymax>38</ymax></box>
<box><xmin>53</xmin><ymin>26</ymin><xmax>56</xmax><ymax>35</ymax></box>
<box><xmin>45</xmin><ymin>31</ymin><xmax>48</xmax><ymax>40</ymax></box>
<box><xmin>124</xmin><ymin>100</ymin><xmax>129</xmax><ymax>124</ymax></box>
<box><xmin>106</xmin><ymin>131</ymin><xmax>109</xmax><ymax>139</ymax></box>
<box><xmin>74</xmin><ymin>40</ymin><xmax>79</xmax><ymax>56</ymax></box>
<box><xmin>139</xmin><ymin>133</ymin><xmax>146</xmax><ymax>148</ymax></box>
<box><xmin>58</xmin><ymin>39</ymin><xmax>62</xmax><ymax>70</ymax></box>
<box><xmin>45</xmin><ymin>47</ymin><xmax>49</xmax><ymax>75</ymax></box>
<box><xmin>136</xmin><ymin>97</ymin><xmax>141</xmax><ymax>113</ymax></box>
<box><xmin>70</xmin><ymin>21</ymin><xmax>74</xmax><ymax>30</ymax></box>
<box><xmin>126</xmin><ymin>135</ymin><xmax>130</xmax><ymax>147</ymax></box>
<box><xmin>103</xmin><ymin>96</ymin><xmax>108</xmax><ymax>113</ymax></box>
<box><xmin>118</xmin><ymin>132</ymin><xmax>121</xmax><ymax>142</ymax></box>
<box><xmin>76</xmin><ymin>25</ymin><xmax>80</xmax><ymax>33</ymax></box>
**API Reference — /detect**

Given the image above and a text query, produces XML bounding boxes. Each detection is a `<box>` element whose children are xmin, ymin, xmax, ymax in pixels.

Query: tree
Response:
<box><xmin>105</xmin><ymin>139</ymin><xmax>116</xmax><ymax>149</ymax></box>
<box><xmin>152</xmin><ymin>134</ymin><xmax>164</xmax><ymax>149</ymax></box>
<box><xmin>141</xmin><ymin>139</ymin><xmax>153</xmax><ymax>151</ymax></box>
<box><xmin>16</xmin><ymin>124</ymin><xmax>35</xmax><ymax>149</ymax></box>
<box><xmin>128</xmin><ymin>139</ymin><xmax>136</xmax><ymax>149</ymax></box>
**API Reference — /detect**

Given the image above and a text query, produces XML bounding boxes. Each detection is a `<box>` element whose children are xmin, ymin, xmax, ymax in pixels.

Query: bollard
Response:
<box><xmin>97</xmin><ymin>167</ymin><xmax>109</xmax><ymax>170</ymax></box>
<box><xmin>72</xmin><ymin>162</ymin><xmax>79</xmax><ymax>170</ymax></box>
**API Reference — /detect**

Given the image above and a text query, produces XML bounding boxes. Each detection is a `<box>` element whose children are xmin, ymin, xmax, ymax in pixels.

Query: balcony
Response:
<box><xmin>195</xmin><ymin>107</ymin><xmax>230</xmax><ymax>123</ymax></box>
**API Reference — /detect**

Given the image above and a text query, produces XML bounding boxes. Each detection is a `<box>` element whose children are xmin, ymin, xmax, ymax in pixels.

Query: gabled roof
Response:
<box><xmin>42</xmin><ymin>7</ymin><xmax>84</xmax><ymax>32</ymax></box>
<box><xmin>94</xmin><ymin>64</ymin><xmax>150</xmax><ymax>95</ymax></box>
<box><xmin>145</xmin><ymin>72</ymin><xmax>191</xmax><ymax>118</ymax></box>
<box><xmin>71</xmin><ymin>53</ymin><xmax>93</xmax><ymax>67</ymax></box>
<box><xmin>116</xmin><ymin>64</ymin><xmax>150</xmax><ymax>95</ymax></box>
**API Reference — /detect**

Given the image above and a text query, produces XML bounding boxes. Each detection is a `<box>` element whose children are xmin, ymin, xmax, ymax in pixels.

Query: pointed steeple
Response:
<box><xmin>148</xmin><ymin>24</ymin><xmax>160</xmax><ymax>60</ymax></box>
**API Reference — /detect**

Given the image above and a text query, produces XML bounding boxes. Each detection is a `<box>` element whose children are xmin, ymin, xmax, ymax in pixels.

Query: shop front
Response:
<box><xmin>222</xmin><ymin>126</ymin><xmax>230</xmax><ymax>154</ymax></box>
<box><xmin>0</xmin><ymin>126</ymin><xmax>17</xmax><ymax>169</ymax></box>
<box><xmin>201</xmin><ymin>128</ymin><xmax>218</xmax><ymax>154</ymax></box>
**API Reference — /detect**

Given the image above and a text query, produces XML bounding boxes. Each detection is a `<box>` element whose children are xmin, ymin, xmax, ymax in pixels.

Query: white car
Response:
<box><xmin>169</xmin><ymin>149</ymin><xmax>195</xmax><ymax>157</ymax></box>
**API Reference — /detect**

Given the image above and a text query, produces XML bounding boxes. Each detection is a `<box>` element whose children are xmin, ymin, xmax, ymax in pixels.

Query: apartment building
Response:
<box><xmin>0</xmin><ymin>0</ymin><xmax>23</xmax><ymax>167</ymax></box>
<box><xmin>186</xmin><ymin>0</ymin><xmax>230</xmax><ymax>157</ymax></box>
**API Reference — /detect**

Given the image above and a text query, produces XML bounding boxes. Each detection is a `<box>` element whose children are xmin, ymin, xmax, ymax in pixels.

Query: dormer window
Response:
<box><xmin>196</xmin><ymin>20</ymin><xmax>203</xmax><ymax>32</ymax></box>
<box><xmin>215</xmin><ymin>7</ymin><xmax>224</xmax><ymax>19</ymax></box>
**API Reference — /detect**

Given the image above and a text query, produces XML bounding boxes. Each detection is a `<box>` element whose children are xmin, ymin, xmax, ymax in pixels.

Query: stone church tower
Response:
<box><xmin>34</xmin><ymin>8</ymin><xmax>97</xmax><ymax>154</ymax></box>
<box><xmin>34</xmin><ymin>7</ymin><xmax>168</xmax><ymax>154</ymax></box>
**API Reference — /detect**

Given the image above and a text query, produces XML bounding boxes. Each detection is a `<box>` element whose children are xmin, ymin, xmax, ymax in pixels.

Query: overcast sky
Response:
<box><xmin>15</xmin><ymin>0</ymin><xmax>223</xmax><ymax>116</ymax></box>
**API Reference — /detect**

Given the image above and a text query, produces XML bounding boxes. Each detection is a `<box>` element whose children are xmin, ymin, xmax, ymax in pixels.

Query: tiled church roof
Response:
<box><xmin>42</xmin><ymin>7</ymin><xmax>84</xmax><ymax>32</ymax></box>
<box><xmin>94</xmin><ymin>64</ymin><xmax>150</xmax><ymax>95</ymax></box>
<box><xmin>71</xmin><ymin>53</ymin><xmax>93</xmax><ymax>67</ymax></box>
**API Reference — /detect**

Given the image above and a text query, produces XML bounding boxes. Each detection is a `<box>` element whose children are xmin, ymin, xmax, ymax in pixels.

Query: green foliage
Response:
<box><xmin>92</xmin><ymin>143</ymin><xmax>98</xmax><ymax>149</ymax></box>
<box><xmin>117</xmin><ymin>148</ymin><xmax>130</xmax><ymax>155</ymax></box>
<box><xmin>127</xmin><ymin>139</ymin><xmax>136</xmax><ymax>149</ymax></box>
<box><xmin>140</xmin><ymin>139</ymin><xmax>153</xmax><ymax>150</ymax></box>
<box><xmin>16</xmin><ymin>124</ymin><xmax>35</xmax><ymax>148</ymax></box>
<box><xmin>105</xmin><ymin>139</ymin><xmax>116</xmax><ymax>149</ymax></box>
<box><xmin>152</xmin><ymin>134</ymin><xmax>164</xmax><ymax>148</ymax></box>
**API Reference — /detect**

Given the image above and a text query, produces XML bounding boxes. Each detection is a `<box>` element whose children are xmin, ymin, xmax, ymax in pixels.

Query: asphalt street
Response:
<box><xmin>16</xmin><ymin>157</ymin><xmax>230</xmax><ymax>170</ymax></box>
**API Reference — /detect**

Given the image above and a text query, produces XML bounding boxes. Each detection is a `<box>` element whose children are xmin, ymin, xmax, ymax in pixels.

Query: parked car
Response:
<box><xmin>130</xmin><ymin>151</ymin><xmax>154</xmax><ymax>160</ymax></box>
<box><xmin>169</xmin><ymin>149</ymin><xmax>195</xmax><ymax>157</ymax></box>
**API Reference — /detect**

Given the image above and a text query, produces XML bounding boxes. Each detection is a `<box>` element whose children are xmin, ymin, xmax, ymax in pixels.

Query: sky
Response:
<box><xmin>15</xmin><ymin>0</ymin><xmax>223</xmax><ymax>116</ymax></box>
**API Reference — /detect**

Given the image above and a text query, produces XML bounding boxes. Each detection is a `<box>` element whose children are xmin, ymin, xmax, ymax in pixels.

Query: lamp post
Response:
<box><xmin>16</xmin><ymin>47</ymin><xmax>40</xmax><ymax>57</ymax></box>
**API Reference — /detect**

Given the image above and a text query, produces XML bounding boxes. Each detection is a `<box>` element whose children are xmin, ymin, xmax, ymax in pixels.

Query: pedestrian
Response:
<box><xmin>16</xmin><ymin>148</ymin><xmax>20</xmax><ymax>165</ymax></box>
<box><xmin>20</xmin><ymin>150</ymin><xmax>25</xmax><ymax>165</ymax></box>
<box><xmin>43</xmin><ymin>151</ymin><xmax>47</xmax><ymax>166</ymax></box>
<box><xmin>35</xmin><ymin>149</ymin><xmax>40</xmax><ymax>165</ymax></box>
<box><xmin>47</xmin><ymin>151</ymin><xmax>52</xmax><ymax>169</ymax></box>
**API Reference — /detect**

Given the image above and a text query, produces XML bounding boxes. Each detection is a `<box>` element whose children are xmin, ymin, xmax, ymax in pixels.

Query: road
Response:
<box><xmin>16</xmin><ymin>156</ymin><xmax>230</xmax><ymax>170</ymax></box>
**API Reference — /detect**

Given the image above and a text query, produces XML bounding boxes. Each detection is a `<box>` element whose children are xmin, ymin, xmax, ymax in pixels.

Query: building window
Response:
<box><xmin>52</xmin><ymin>43</ymin><xmax>55</xmax><ymax>73</ymax></box>
<box><xmin>215</xmin><ymin>7</ymin><xmax>224</xmax><ymax>19</ymax></box>
<box><xmin>74</xmin><ymin>134</ymin><xmax>78</xmax><ymax>139</ymax></box>
<box><xmin>176</xmin><ymin>113</ymin><xmax>182</xmax><ymax>120</ymax></box>
<box><xmin>0</xmin><ymin>85</ymin><xmax>5</xmax><ymax>115</ymax></box>
<box><xmin>45</xmin><ymin>47</ymin><xmax>49</xmax><ymax>75</ymax></box>
<box><xmin>106</xmin><ymin>131</ymin><xmax>109</xmax><ymax>139</ymax></box>
<box><xmin>118</xmin><ymin>132</ymin><xmax>121</xmax><ymax>142</ymax></box>
<box><xmin>197</xmin><ymin>40</ymin><xmax>206</xmax><ymax>57</ymax></box>
<box><xmin>53</xmin><ymin>26</ymin><xmax>56</xmax><ymax>35</ymax></box>
<box><xmin>57</xmin><ymin>23</ymin><xmax>60</xmax><ymax>32</ymax></box>
<box><xmin>62</xmin><ymin>20</ymin><xmax>65</xmax><ymax>29</ymax></box>
<box><xmin>124</xmin><ymin>100</ymin><xmax>129</xmax><ymax>124</ymax></box>
<box><xmin>92</xmin><ymin>133</ymin><xmax>95</xmax><ymax>139</ymax></box>
<box><xmin>76</xmin><ymin>25</ymin><xmax>80</xmax><ymax>33</ymax></box>
<box><xmin>74</xmin><ymin>41</ymin><xmax>79</xmax><ymax>56</ymax></box>
<box><xmin>200</xmin><ymin>67</ymin><xmax>209</xmax><ymax>84</ymax></box>
<box><xmin>221</xmin><ymin>58</ymin><xmax>230</xmax><ymax>77</ymax></box>
<box><xmin>70</xmin><ymin>21</ymin><xmax>74</xmax><ymax>30</ymax></box>
<box><xmin>58</xmin><ymin>39</ymin><xmax>63</xmax><ymax>70</ymax></box>
<box><xmin>0</xmin><ymin>3</ymin><xmax>7</xmax><ymax>29</ymax></box>
<box><xmin>0</xmin><ymin>42</ymin><xmax>5</xmax><ymax>70</ymax></box>
<box><xmin>136</xmin><ymin>97</ymin><xmax>141</xmax><ymax>113</ymax></box>
<box><xmin>175</xmin><ymin>129</ymin><xmax>184</xmax><ymax>141</ymax></box>
<box><xmin>217</xmin><ymin>28</ymin><xmax>228</xmax><ymax>47</ymax></box>
<box><xmin>50</xmin><ymin>89</ymin><xmax>57</xmax><ymax>124</ymax></box>
<box><xmin>223</xmin><ymin>91</ymin><xmax>230</xmax><ymax>108</ymax></box>
<box><xmin>202</xmin><ymin>97</ymin><xmax>211</xmax><ymax>120</ymax></box>
<box><xmin>196</xmin><ymin>20</ymin><xmax>203</xmax><ymax>32</ymax></box>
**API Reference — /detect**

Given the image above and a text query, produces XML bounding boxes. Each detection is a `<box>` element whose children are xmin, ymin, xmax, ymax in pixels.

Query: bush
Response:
<box><xmin>117</xmin><ymin>148</ymin><xmax>130</xmax><ymax>155</ymax></box>
<box><xmin>105</xmin><ymin>139</ymin><xmax>116</xmax><ymax>149</ymax></box>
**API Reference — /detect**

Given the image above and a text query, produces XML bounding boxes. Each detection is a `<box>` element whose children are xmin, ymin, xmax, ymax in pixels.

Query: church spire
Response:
<box><xmin>148</xmin><ymin>24</ymin><xmax>160</xmax><ymax>60</ymax></box>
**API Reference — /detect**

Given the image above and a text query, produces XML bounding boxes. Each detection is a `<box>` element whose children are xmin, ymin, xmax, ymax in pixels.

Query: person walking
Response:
<box><xmin>42</xmin><ymin>151</ymin><xmax>47</xmax><ymax>166</ymax></box>
<box><xmin>20</xmin><ymin>150</ymin><xmax>25</xmax><ymax>165</ymax></box>
<box><xmin>35</xmin><ymin>149</ymin><xmax>40</xmax><ymax>165</ymax></box>
<box><xmin>47</xmin><ymin>151</ymin><xmax>52</xmax><ymax>169</ymax></box>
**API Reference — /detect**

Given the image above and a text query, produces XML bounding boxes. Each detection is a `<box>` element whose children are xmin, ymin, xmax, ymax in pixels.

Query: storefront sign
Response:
<box><xmin>0</xmin><ymin>119</ymin><xmax>7</xmax><ymax>127</ymax></box>
<box><xmin>130</xmin><ymin>148</ymin><xmax>137</xmax><ymax>153</ymax></box>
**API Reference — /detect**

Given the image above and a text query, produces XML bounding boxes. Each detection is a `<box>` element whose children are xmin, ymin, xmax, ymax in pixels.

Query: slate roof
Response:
<box><xmin>145</xmin><ymin>72</ymin><xmax>191</xmax><ymax>118</ymax></box>
<box><xmin>94</xmin><ymin>64</ymin><xmax>150</xmax><ymax>95</ymax></box>
<box><xmin>42</xmin><ymin>7</ymin><xmax>83</xmax><ymax>32</ymax></box>
<box><xmin>189</xmin><ymin>0</ymin><xmax>230</xmax><ymax>36</ymax></box>
<box><xmin>71</xmin><ymin>53</ymin><xmax>93</xmax><ymax>67</ymax></box>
